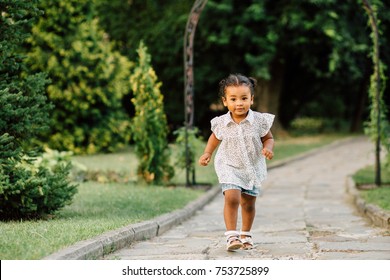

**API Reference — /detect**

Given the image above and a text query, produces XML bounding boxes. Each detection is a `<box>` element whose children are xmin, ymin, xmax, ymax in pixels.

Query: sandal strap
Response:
<box><xmin>225</xmin><ymin>230</ymin><xmax>239</xmax><ymax>238</ymax></box>
<box><xmin>240</xmin><ymin>231</ymin><xmax>252</xmax><ymax>237</ymax></box>
<box><xmin>240</xmin><ymin>231</ymin><xmax>254</xmax><ymax>246</ymax></box>
<box><xmin>241</xmin><ymin>236</ymin><xmax>254</xmax><ymax>245</ymax></box>
<box><xmin>225</xmin><ymin>230</ymin><xmax>240</xmax><ymax>242</ymax></box>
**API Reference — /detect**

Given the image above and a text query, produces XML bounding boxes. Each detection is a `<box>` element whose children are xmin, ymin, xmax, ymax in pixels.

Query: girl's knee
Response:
<box><xmin>224</xmin><ymin>190</ymin><xmax>241</xmax><ymax>207</ymax></box>
<box><xmin>241</xmin><ymin>202</ymin><xmax>256</xmax><ymax>212</ymax></box>
<box><xmin>225</xmin><ymin>196</ymin><xmax>240</xmax><ymax>208</ymax></box>
<box><xmin>241</xmin><ymin>196</ymin><xmax>256</xmax><ymax>212</ymax></box>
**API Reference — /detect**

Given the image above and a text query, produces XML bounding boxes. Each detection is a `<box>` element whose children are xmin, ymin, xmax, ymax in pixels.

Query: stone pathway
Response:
<box><xmin>106</xmin><ymin>137</ymin><xmax>390</xmax><ymax>260</ymax></box>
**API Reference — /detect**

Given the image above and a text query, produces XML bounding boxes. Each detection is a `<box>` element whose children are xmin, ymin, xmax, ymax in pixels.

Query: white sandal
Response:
<box><xmin>240</xmin><ymin>231</ymin><xmax>254</xmax><ymax>250</ymax></box>
<box><xmin>225</xmin><ymin>231</ymin><xmax>243</xmax><ymax>251</ymax></box>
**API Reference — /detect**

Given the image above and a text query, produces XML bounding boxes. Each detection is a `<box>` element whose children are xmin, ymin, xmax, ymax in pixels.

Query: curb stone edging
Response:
<box><xmin>346</xmin><ymin>176</ymin><xmax>390</xmax><ymax>230</ymax></box>
<box><xmin>43</xmin><ymin>186</ymin><xmax>220</xmax><ymax>260</ymax></box>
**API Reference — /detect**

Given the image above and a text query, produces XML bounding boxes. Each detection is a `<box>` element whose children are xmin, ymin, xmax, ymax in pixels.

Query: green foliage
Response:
<box><xmin>197</xmin><ymin>0</ymin><xmax>376</xmax><ymax>125</ymax></box>
<box><xmin>95</xmin><ymin>0</ymin><xmax>193</xmax><ymax>127</ymax></box>
<box><xmin>95</xmin><ymin>0</ymin><xmax>390</xmax><ymax>135</ymax></box>
<box><xmin>26</xmin><ymin>0</ymin><xmax>132</xmax><ymax>154</ymax></box>
<box><xmin>290</xmin><ymin>117</ymin><xmax>325</xmax><ymax>135</ymax></box>
<box><xmin>173</xmin><ymin>127</ymin><xmax>204</xmax><ymax>184</ymax></box>
<box><xmin>364</xmin><ymin>59</ymin><xmax>390</xmax><ymax>166</ymax></box>
<box><xmin>173</xmin><ymin>127</ymin><xmax>203</xmax><ymax>170</ymax></box>
<box><xmin>362</xmin><ymin>1</ymin><xmax>390</xmax><ymax>167</ymax></box>
<box><xmin>0</xmin><ymin>149</ymin><xmax>78</xmax><ymax>220</ymax></box>
<box><xmin>130</xmin><ymin>42</ymin><xmax>174</xmax><ymax>184</ymax></box>
<box><xmin>0</xmin><ymin>0</ymin><xmax>77</xmax><ymax>220</ymax></box>
<box><xmin>0</xmin><ymin>0</ymin><xmax>50</xmax><ymax>156</ymax></box>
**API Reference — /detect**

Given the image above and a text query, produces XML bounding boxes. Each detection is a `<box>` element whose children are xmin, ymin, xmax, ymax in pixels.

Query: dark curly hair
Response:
<box><xmin>218</xmin><ymin>73</ymin><xmax>257</xmax><ymax>98</ymax></box>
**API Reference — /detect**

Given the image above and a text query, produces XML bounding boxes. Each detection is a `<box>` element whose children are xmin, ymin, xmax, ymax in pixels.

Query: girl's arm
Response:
<box><xmin>261</xmin><ymin>131</ymin><xmax>274</xmax><ymax>160</ymax></box>
<box><xmin>198</xmin><ymin>133</ymin><xmax>221</xmax><ymax>166</ymax></box>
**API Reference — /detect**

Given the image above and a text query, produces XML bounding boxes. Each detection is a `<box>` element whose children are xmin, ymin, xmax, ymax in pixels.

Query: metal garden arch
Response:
<box><xmin>183</xmin><ymin>0</ymin><xmax>208</xmax><ymax>186</ymax></box>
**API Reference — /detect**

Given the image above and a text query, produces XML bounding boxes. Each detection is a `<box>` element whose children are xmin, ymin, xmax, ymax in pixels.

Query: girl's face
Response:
<box><xmin>222</xmin><ymin>85</ymin><xmax>254</xmax><ymax>122</ymax></box>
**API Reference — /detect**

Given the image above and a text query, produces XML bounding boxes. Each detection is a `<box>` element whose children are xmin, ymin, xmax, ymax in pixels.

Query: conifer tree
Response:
<box><xmin>130</xmin><ymin>42</ymin><xmax>174</xmax><ymax>184</ymax></box>
<box><xmin>26</xmin><ymin>0</ymin><xmax>132</xmax><ymax>154</ymax></box>
<box><xmin>0</xmin><ymin>0</ymin><xmax>77</xmax><ymax>220</ymax></box>
<box><xmin>0</xmin><ymin>0</ymin><xmax>48</xmax><ymax>157</ymax></box>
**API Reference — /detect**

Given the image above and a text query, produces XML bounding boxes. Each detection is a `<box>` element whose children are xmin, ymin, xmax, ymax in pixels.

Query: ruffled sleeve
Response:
<box><xmin>210</xmin><ymin>116</ymin><xmax>223</xmax><ymax>140</ymax></box>
<box><xmin>258</xmin><ymin>113</ymin><xmax>275</xmax><ymax>137</ymax></box>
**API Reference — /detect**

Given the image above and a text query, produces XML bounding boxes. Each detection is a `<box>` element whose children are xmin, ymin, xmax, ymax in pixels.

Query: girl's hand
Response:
<box><xmin>199</xmin><ymin>153</ymin><xmax>211</xmax><ymax>166</ymax></box>
<box><xmin>262</xmin><ymin>148</ymin><xmax>274</xmax><ymax>160</ymax></box>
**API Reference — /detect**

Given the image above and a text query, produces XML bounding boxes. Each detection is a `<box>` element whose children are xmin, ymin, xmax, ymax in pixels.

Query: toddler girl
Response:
<box><xmin>199</xmin><ymin>73</ymin><xmax>275</xmax><ymax>251</ymax></box>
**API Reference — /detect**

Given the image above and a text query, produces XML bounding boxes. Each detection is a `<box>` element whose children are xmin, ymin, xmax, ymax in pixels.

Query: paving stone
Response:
<box><xmin>316</xmin><ymin>241</ymin><xmax>390</xmax><ymax>252</ymax></box>
<box><xmin>317</xmin><ymin>251</ymin><xmax>390</xmax><ymax>260</ymax></box>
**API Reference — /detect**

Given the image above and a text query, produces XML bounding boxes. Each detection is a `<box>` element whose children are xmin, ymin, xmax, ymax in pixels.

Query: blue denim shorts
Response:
<box><xmin>220</xmin><ymin>183</ymin><xmax>260</xmax><ymax>197</ymax></box>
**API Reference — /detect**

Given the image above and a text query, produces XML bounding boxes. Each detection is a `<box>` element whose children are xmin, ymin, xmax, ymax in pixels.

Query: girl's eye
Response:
<box><xmin>230</xmin><ymin>99</ymin><xmax>236</xmax><ymax>101</ymax></box>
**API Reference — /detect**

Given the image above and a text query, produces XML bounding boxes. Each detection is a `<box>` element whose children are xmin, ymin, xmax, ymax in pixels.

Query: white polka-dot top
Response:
<box><xmin>211</xmin><ymin>109</ymin><xmax>275</xmax><ymax>190</ymax></box>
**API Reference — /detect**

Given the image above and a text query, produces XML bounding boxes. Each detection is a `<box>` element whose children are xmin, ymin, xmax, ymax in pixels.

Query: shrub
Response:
<box><xmin>26</xmin><ymin>0</ymin><xmax>132</xmax><ymax>154</ymax></box>
<box><xmin>130</xmin><ymin>42</ymin><xmax>174</xmax><ymax>184</ymax></box>
<box><xmin>0</xmin><ymin>149</ymin><xmax>78</xmax><ymax>220</ymax></box>
<box><xmin>290</xmin><ymin>117</ymin><xmax>324</xmax><ymax>135</ymax></box>
<box><xmin>0</xmin><ymin>0</ymin><xmax>77</xmax><ymax>220</ymax></box>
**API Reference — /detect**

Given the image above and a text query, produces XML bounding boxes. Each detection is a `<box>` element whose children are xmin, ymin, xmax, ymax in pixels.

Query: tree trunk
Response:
<box><xmin>254</xmin><ymin>58</ymin><xmax>286</xmax><ymax>136</ymax></box>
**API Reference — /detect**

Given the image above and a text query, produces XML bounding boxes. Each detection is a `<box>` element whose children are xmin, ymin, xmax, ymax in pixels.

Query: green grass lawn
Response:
<box><xmin>352</xmin><ymin>164</ymin><xmax>390</xmax><ymax>211</ymax></box>
<box><xmin>0</xmin><ymin>133</ymin><xmax>348</xmax><ymax>260</ymax></box>
<box><xmin>360</xmin><ymin>187</ymin><xmax>390</xmax><ymax>210</ymax></box>
<box><xmin>0</xmin><ymin>183</ymin><xmax>203</xmax><ymax>260</ymax></box>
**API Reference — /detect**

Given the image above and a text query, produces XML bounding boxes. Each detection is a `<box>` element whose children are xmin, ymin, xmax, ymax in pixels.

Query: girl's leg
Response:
<box><xmin>240</xmin><ymin>193</ymin><xmax>257</xmax><ymax>248</ymax></box>
<box><xmin>240</xmin><ymin>192</ymin><xmax>257</xmax><ymax>231</ymax></box>
<box><xmin>223</xmin><ymin>189</ymin><xmax>241</xmax><ymax>231</ymax></box>
<box><xmin>223</xmin><ymin>189</ymin><xmax>242</xmax><ymax>250</ymax></box>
